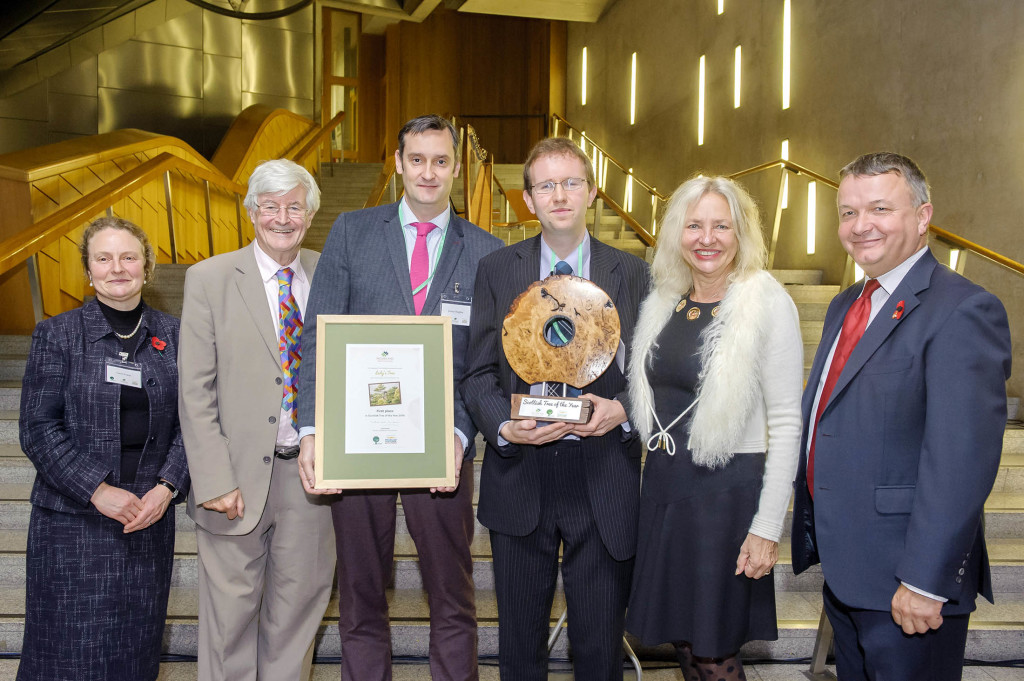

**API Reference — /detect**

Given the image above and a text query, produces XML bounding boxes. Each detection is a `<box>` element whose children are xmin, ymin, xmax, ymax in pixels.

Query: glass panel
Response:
<box><xmin>330</xmin><ymin>11</ymin><xmax>359</xmax><ymax>79</ymax></box>
<box><xmin>330</xmin><ymin>84</ymin><xmax>357</xmax><ymax>154</ymax></box>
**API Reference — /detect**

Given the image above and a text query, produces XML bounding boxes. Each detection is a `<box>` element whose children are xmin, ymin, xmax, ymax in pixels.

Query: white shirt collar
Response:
<box><xmin>252</xmin><ymin>241</ymin><xmax>307</xmax><ymax>286</ymax></box>
<box><xmin>871</xmin><ymin>245</ymin><xmax>929</xmax><ymax>295</ymax></box>
<box><xmin>398</xmin><ymin>197</ymin><xmax>452</xmax><ymax>231</ymax></box>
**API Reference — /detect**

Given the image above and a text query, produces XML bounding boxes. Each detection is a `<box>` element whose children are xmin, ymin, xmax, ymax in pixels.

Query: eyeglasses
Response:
<box><xmin>531</xmin><ymin>177</ymin><xmax>587</xmax><ymax>195</ymax></box>
<box><xmin>257</xmin><ymin>203</ymin><xmax>308</xmax><ymax>219</ymax></box>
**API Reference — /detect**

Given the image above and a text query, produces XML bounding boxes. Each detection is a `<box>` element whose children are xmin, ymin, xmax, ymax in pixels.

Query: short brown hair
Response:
<box><xmin>839</xmin><ymin>152</ymin><xmax>930</xmax><ymax>207</ymax></box>
<box><xmin>79</xmin><ymin>216</ymin><xmax>156</xmax><ymax>284</ymax></box>
<box><xmin>522</xmin><ymin>136</ymin><xmax>596</xmax><ymax>192</ymax></box>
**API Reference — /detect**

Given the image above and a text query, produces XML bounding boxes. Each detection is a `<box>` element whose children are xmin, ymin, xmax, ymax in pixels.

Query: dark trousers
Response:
<box><xmin>823</xmin><ymin>581</ymin><xmax>971</xmax><ymax>681</ymax></box>
<box><xmin>490</xmin><ymin>440</ymin><xmax>633</xmax><ymax>681</ymax></box>
<box><xmin>331</xmin><ymin>459</ymin><xmax>477</xmax><ymax>681</ymax></box>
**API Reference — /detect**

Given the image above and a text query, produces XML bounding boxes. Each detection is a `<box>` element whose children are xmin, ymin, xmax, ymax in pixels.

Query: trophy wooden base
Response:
<box><xmin>510</xmin><ymin>394</ymin><xmax>593</xmax><ymax>424</ymax></box>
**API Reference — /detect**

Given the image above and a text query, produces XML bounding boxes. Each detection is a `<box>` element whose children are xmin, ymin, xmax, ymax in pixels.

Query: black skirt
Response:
<box><xmin>625</xmin><ymin>448</ymin><xmax>778</xmax><ymax>658</ymax></box>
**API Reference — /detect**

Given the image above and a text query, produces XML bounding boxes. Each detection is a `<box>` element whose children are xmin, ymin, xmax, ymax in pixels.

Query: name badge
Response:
<box><xmin>105</xmin><ymin>359</ymin><xmax>142</xmax><ymax>388</ymax></box>
<box><xmin>441</xmin><ymin>292</ymin><xmax>472</xmax><ymax>327</ymax></box>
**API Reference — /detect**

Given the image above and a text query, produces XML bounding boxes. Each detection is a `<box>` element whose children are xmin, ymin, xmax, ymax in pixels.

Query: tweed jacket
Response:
<box><xmin>19</xmin><ymin>299</ymin><xmax>190</xmax><ymax>513</ymax></box>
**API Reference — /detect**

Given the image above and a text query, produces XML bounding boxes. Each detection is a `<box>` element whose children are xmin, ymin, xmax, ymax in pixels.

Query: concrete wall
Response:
<box><xmin>567</xmin><ymin>0</ymin><xmax>1024</xmax><ymax>398</ymax></box>
<box><xmin>0</xmin><ymin>0</ymin><xmax>315</xmax><ymax>158</ymax></box>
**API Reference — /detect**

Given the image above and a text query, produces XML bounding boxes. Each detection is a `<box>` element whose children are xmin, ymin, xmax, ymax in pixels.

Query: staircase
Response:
<box><xmin>0</xmin><ymin>168</ymin><xmax>1021</xmax><ymax>678</ymax></box>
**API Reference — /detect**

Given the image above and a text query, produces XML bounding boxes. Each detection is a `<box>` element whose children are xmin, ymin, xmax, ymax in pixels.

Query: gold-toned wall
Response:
<box><xmin>0</xmin><ymin>2</ymin><xmax>316</xmax><ymax>158</ymax></box>
<box><xmin>566</xmin><ymin>0</ymin><xmax>1024</xmax><ymax>397</ymax></box>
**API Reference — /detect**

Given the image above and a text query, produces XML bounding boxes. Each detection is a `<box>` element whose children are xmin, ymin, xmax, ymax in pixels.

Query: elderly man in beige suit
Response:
<box><xmin>178</xmin><ymin>159</ymin><xmax>335</xmax><ymax>681</ymax></box>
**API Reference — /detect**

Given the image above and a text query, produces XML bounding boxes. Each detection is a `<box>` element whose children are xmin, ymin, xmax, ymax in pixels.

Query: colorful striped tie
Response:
<box><xmin>277</xmin><ymin>267</ymin><xmax>302</xmax><ymax>429</ymax></box>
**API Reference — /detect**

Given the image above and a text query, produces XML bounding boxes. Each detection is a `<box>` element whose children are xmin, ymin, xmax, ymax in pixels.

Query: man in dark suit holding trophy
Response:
<box><xmin>461</xmin><ymin>136</ymin><xmax>648</xmax><ymax>680</ymax></box>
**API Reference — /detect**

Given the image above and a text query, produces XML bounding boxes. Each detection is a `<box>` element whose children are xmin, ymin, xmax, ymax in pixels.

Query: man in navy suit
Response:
<box><xmin>461</xmin><ymin>136</ymin><xmax>648</xmax><ymax>680</ymax></box>
<box><xmin>297</xmin><ymin>115</ymin><xmax>502</xmax><ymax>680</ymax></box>
<box><xmin>791</xmin><ymin>152</ymin><xmax>1011</xmax><ymax>680</ymax></box>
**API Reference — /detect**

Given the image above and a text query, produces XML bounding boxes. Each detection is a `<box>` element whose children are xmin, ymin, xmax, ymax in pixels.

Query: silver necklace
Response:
<box><xmin>113</xmin><ymin>314</ymin><xmax>144</xmax><ymax>340</ymax></box>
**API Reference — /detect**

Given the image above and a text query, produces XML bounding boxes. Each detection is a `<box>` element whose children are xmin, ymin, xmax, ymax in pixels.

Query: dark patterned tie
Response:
<box><xmin>548</xmin><ymin>259</ymin><xmax>581</xmax><ymax>398</ymax></box>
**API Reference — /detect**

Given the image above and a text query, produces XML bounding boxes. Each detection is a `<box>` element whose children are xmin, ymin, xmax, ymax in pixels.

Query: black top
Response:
<box><xmin>97</xmin><ymin>299</ymin><xmax>150</xmax><ymax>482</ymax></box>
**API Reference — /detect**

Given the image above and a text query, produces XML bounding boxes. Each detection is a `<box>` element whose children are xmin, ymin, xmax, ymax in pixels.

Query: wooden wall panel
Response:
<box><xmin>375</xmin><ymin>10</ymin><xmax>564</xmax><ymax>163</ymax></box>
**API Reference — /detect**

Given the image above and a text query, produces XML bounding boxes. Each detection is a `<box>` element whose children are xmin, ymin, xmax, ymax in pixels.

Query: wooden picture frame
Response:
<box><xmin>314</xmin><ymin>315</ymin><xmax>455</xmax><ymax>489</ymax></box>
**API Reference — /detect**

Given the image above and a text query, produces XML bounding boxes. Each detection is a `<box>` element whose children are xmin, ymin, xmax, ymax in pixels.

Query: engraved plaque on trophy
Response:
<box><xmin>502</xmin><ymin>273</ymin><xmax>621</xmax><ymax>424</ymax></box>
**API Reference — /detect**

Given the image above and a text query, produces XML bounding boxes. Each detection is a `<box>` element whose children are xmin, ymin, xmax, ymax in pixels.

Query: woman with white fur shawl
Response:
<box><xmin>623</xmin><ymin>176</ymin><xmax>803</xmax><ymax>680</ymax></box>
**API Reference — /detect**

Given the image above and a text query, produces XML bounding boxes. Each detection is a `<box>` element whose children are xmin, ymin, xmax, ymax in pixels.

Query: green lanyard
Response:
<box><xmin>548</xmin><ymin>243</ymin><xmax>584</xmax><ymax>277</ymax></box>
<box><xmin>400</xmin><ymin>204</ymin><xmax>448</xmax><ymax>296</ymax></box>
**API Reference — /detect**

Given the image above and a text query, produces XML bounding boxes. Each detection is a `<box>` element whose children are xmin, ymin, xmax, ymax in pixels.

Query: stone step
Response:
<box><xmin>0</xmin><ymin>586</ymin><xmax>1020</xmax><ymax>662</ymax></box>
<box><xmin>0</xmin><ymin>357</ymin><xmax>26</xmax><ymax>383</ymax></box>
<box><xmin>769</xmin><ymin>269</ymin><xmax>825</xmax><ymax>286</ymax></box>
<box><xmin>0</xmin><ymin>337</ymin><xmax>31</xmax><ymax>356</ymax></box>
<box><xmin>783</xmin><ymin>284</ymin><xmax>842</xmax><ymax>303</ymax></box>
<box><xmin>0</xmin><ymin>386</ymin><xmax>19</xmax><ymax>411</ymax></box>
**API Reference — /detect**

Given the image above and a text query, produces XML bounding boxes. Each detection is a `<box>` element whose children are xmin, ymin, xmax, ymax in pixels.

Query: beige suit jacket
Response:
<box><xmin>178</xmin><ymin>244</ymin><xmax>320</xmax><ymax>535</ymax></box>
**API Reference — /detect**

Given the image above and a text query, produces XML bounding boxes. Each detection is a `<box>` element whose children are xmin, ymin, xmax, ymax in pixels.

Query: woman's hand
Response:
<box><xmin>91</xmin><ymin>482</ymin><xmax>144</xmax><ymax>526</ymax></box>
<box><xmin>123</xmin><ymin>483</ymin><xmax>173</xmax><ymax>533</ymax></box>
<box><xmin>735</xmin><ymin>533</ymin><xmax>778</xmax><ymax>579</ymax></box>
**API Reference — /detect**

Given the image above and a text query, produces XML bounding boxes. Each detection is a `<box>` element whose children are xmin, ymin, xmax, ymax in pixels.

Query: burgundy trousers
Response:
<box><xmin>330</xmin><ymin>459</ymin><xmax>477</xmax><ymax>681</ymax></box>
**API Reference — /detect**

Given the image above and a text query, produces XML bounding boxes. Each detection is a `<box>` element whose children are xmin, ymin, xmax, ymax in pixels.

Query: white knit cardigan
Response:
<box><xmin>627</xmin><ymin>270</ymin><xmax>804</xmax><ymax>541</ymax></box>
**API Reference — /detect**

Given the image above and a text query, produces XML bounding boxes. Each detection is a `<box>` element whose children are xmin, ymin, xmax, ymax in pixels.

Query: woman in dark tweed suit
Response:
<box><xmin>17</xmin><ymin>217</ymin><xmax>190</xmax><ymax>681</ymax></box>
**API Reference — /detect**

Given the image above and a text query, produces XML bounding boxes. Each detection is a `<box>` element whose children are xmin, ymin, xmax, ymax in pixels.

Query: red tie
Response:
<box><xmin>410</xmin><ymin>222</ymin><xmax>438</xmax><ymax>314</ymax></box>
<box><xmin>807</xmin><ymin>279</ymin><xmax>881</xmax><ymax>496</ymax></box>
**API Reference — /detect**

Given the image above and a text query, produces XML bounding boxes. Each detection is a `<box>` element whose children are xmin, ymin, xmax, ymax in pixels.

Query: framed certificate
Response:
<box><xmin>314</xmin><ymin>315</ymin><xmax>455</xmax><ymax>489</ymax></box>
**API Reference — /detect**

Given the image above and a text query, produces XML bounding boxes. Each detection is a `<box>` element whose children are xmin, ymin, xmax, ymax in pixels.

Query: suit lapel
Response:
<box><xmin>825</xmin><ymin>251</ymin><xmax>935</xmax><ymax>411</ymax></box>
<box><xmin>505</xmin><ymin>237</ymin><xmax>543</xmax><ymax>394</ymax></box>
<box><xmin>234</xmin><ymin>245</ymin><xmax>281</xmax><ymax>363</ymax></box>
<box><xmin>588</xmin><ymin>237</ymin><xmax>622</xmax><ymax>322</ymax></box>
<box><xmin>421</xmin><ymin>209</ymin><xmax>465</xmax><ymax>315</ymax></box>
<box><xmin>382</xmin><ymin>204</ymin><xmax>416</xmax><ymax>314</ymax></box>
<box><xmin>802</xmin><ymin>288</ymin><xmax>855</xmax><ymax>417</ymax></box>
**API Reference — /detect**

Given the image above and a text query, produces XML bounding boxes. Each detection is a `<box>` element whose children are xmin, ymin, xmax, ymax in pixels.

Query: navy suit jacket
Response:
<box><xmin>298</xmin><ymin>201</ymin><xmax>503</xmax><ymax>452</ymax></box>
<box><xmin>460</xmin><ymin>236</ymin><xmax>648</xmax><ymax>561</ymax></box>
<box><xmin>791</xmin><ymin>249</ymin><xmax>1011</xmax><ymax>614</ymax></box>
<box><xmin>20</xmin><ymin>300</ymin><xmax>190</xmax><ymax>513</ymax></box>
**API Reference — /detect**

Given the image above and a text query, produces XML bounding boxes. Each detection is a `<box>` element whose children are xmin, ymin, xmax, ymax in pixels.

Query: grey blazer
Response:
<box><xmin>298</xmin><ymin>202</ymin><xmax>503</xmax><ymax>452</ymax></box>
<box><xmin>178</xmin><ymin>243</ymin><xmax>320</xmax><ymax>535</ymax></box>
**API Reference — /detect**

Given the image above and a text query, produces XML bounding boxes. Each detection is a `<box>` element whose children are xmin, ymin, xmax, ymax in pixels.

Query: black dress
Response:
<box><xmin>625</xmin><ymin>298</ymin><xmax>777</xmax><ymax>658</ymax></box>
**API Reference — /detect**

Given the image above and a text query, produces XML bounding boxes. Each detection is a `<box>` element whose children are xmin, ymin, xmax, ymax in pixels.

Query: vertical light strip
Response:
<box><xmin>781</xmin><ymin>139</ymin><xmax>789</xmax><ymax>209</ymax></box>
<box><xmin>782</xmin><ymin>0</ymin><xmax>791</xmax><ymax>109</ymax></box>
<box><xmin>734</xmin><ymin>45</ymin><xmax>742</xmax><ymax>108</ymax></box>
<box><xmin>718</xmin><ymin>0</ymin><xmax>724</xmax><ymax>13</ymax></box>
<box><xmin>806</xmin><ymin>181</ymin><xmax>816</xmax><ymax>254</ymax></box>
<box><xmin>949</xmin><ymin>249</ymin><xmax>961</xmax><ymax>270</ymax></box>
<box><xmin>854</xmin><ymin>264</ymin><xmax>865</xmax><ymax>281</ymax></box>
<box><xmin>625</xmin><ymin>169</ymin><xmax>634</xmax><ymax>212</ymax></box>
<box><xmin>629</xmin><ymin>52</ymin><xmax>638</xmax><ymax>125</ymax></box>
<box><xmin>698</xmin><ymin>54</ymin><xmax>706</xmax><ymax>145</ymax></box>
<box><xmin>581</xmin><ymin>47</ymin><xmax>588</xmax><ymax>106</ymax></box>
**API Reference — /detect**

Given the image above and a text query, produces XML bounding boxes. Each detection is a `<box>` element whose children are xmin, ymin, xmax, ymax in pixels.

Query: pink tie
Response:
<box><xmin>807</xmin><ymin>278</ymin><xmax>880</xmax><ymax>496</ymax></box>
<box><xmin>410</xmin><ymin>222</ymin><xmax>438</xmax><ymax>314</ymax></box>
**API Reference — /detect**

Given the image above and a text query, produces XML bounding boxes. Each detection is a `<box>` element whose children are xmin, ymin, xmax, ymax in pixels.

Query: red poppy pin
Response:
<box><xmin>892</xmin><ymin>301</ymin><xmax>905</xmax><ymax>320</ymax></box>
<box><xmin>151</xmin><ymin>336</ymin><xmax>167</xmax><ymax>353</ymax></box>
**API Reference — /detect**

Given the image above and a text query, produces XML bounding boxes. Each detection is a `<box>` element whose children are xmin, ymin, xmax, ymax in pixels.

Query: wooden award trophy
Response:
<box><xmin>502</xmin><ymin>273</ymin><xmax>621</xmax><ymax>424</ymax></box>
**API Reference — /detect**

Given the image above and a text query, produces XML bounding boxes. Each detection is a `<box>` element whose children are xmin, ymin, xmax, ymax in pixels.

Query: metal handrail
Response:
<box><xmin>552</xmin><ymin>113</ymin><xmax>665</xmax><ymax>200</ymax></box>
<box><xmin>289</xmin><ymin>109</ymin><xmax>346</xmax><ymax>166</ymax></box>
<box><xmin>0</xmin><ymin>153</ymin><xmax>246</xmax><ymax>277</ymax></box>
